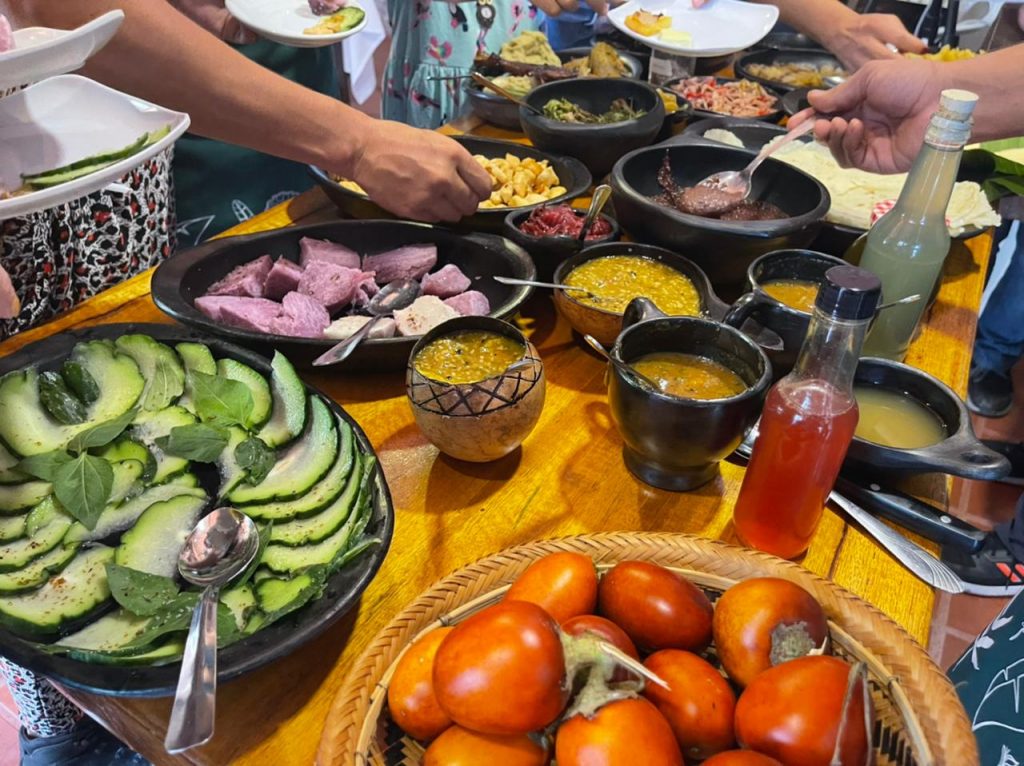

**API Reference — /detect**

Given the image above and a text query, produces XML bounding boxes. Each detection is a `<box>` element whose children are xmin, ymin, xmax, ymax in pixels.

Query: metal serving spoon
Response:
<box><xmin>581</xmin><ymin>334</ymin><xmax>659</xmax><ymax>390</ymax></box>
<box><xmin>165</xmin><ymin>508</ymin><xmax>260</xmax><ymax>754</ymax></box>
<box><xmin>313</xmin><ymin>278</ymin><xmax>421</xmax><ymax>367</ymax></box>
<box><xmin>577</xmin><ymin>184</ymin><xmax>612</xmax><ymax>243</ymax></box>
<box><xmin>469</xmin><ymin>71</ymin><xmax>544</xmax><ymax>116</ymax></box>
<box><xmin>493</xmin><ymin>275</ymin><xmax>599</xmax><ymax>302</ymax></box>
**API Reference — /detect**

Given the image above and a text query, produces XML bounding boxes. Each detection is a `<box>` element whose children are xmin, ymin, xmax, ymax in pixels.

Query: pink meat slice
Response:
<box><xmin>0</xmin><ymin>15</ymin><xmax>13</xmax><ymax>54</ymax></box>
<box><xmin>363</xmin><ymin>244</ymin><xmax>437</xmax><ymax>284</ymax></box>
<box><xmin>274</xmin><ymin>291</ymin><xmax>330</xmax><ymax>337</ymax></box>
<box><xmin>421</xmin><ymin>264</ymin><xmax>472</xmax><ymax>298</ymax></box>
<box><xmin>0</xmin><ymin>263</ymin><xmax>19</xmax><ymax>319</ymax></box>
<box><xmin>299</xmin><ymin>237</ymin><xmax>361</xmax><ymax>270</ymax></box>
<box><xmin>206</xmin><ymin>255</ymin><xmax>273</xmax><ymax>298</ymax></box>
<box><xmin>297</xmin><ymin>261</ymin><xmax>370</xmax><ymax>313</ymax></box>
<box><xmin>443</xmin><ymin>291</ymin><xmax>491</xmax><ymax>317</ymax></box>
<box><xmin>264</xmin><ymin>258</ymin><xmax>304</xmax><ymax>300</ymax></box>
<box><xmin>195</xmin><ymin>296</ymin><xmax>283</xmax><ymax>333</ymax></box>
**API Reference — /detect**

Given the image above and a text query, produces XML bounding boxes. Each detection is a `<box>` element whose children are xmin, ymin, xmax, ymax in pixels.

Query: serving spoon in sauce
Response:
<box><xmin>577</xmin><ymin>184</ymin><xmax>612</xmax><ymax>243</ymax></box>
<box><xmin>581</xmin><ymin>334</ymin><xmax>660</xmax><ymax>390</ymax></box>
<box><xmin>493</xmin><ymin>275</ymin><xmax>599</xmax><ymax>302</ymax></box>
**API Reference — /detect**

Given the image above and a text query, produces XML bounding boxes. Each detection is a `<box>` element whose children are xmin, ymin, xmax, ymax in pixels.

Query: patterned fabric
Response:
<box><xmin>0</xmin><ymin>148</ymin><xmax>176</xmax><ymax>340</ymax></box>
<box><xmin>0</xmin><ymin>659</ymin><xmax>82</xmax><ymax>737</ymax></box>
<box><xmin>383</xmin><ymin>0</ymin><xmax>544</xmax><ymax>129</ymax></box>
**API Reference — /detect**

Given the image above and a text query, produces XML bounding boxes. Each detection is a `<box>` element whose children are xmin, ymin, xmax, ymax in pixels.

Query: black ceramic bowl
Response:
<box><xmin>810</xmin><ymin>219</ymin><xmax>986</xmax><ymax>259</ymax></box>
<box><xmin>0</xmin><ymin>323</ymin><xmax>394</xmax><ymax>697</ymax></box>
<box><xmin>662</xmin><ymin>75</ymin><xmax>784</xmax><ymax>124</ymax></box>
<box><xmin>610</xmin><ymin>313</ymin><xmax>771</xmax><ymax>491</ymax></box>
<box><xmin>682</xmin><ymin>117</ymin><xmax>787</xmax><ymax>149</ymax></box>
<box><xmin>503</xmin><ymin>205</ymin><xmax>620</xmax><ymax>282</ymax></box>
<box><xmin>734</xmin><ymin>48</ymin><xmax>846</xmax><ymax>93</ymax></box>
<box><xmin>520</xmin><ymin>78</ymin><xmax>665</xmax><ymax>180</ymax></box>
<box><xmin>309</xmin><ymin>136</ymin><xmax>592</xmax><ymax>233</ymax></box>
<box><xmin>152</xmin><ymin>220</ymin><xmax>536</xmax><ymax>370</ymax></box>
<box><xmin>847</xmin><ymin>358</ymin><xmax>1011</xmax><ymax>481</ymax></box>
<box><xmin>609</xmin><ymin>142</ymin><xmax>831</xmax><ymax>298</ymax></box>
<box><xmin>755</xmin><ymin>31</ymin><xmax>826</xmax><ymax>50</ymax></box>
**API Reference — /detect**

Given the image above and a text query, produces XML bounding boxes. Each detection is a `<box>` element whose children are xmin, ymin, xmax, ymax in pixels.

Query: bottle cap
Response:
<box><xmin>815</xmin><ymin>265</ymin><xmax>881</xmax><ymax>321</ymax></box>
<box><xmin>938</xmin><ymin>89</ymin><xmax>979</xmax><ymax>121</ymax></box>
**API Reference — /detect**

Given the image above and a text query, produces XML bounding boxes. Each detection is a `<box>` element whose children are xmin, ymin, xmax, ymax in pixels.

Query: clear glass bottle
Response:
<box><xmin>733</xmin><ymin>266</ymin><xmax>881</xmax><ymax>560</ymax></box>
<box><xmin>850</xmin><ymin>89</ymin><xmax>978</xmax><ymax>361</ymax></box>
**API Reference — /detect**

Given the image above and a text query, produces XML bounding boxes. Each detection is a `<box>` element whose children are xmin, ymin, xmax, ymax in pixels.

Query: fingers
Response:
<box><xmin>806</xmin><ymin>73</ymin><xmax>867</xmax><ymax>118</ymax></box>
<box><xmin>873</xmin><ymin>13</ymin><xmax>925</xmax><ymax>53</ymax></box>
<box><xmin>787</xmin><ymin>107</ymin><xmax>814</xmax><ymax>129</ymax></box>
<box><xmin>588</xmin><ymin>0</ymin><xmax>610</xmax><ymax>14</ymax></box>
<box><xmin>533</xmin><ymin>0</ymin><xmax>580</xmax><ymax>16</ymax></box>
<box><xmin>456</xmin><ymin>154</ymin><xmax>495</xmax><ymax>201</ymax></box>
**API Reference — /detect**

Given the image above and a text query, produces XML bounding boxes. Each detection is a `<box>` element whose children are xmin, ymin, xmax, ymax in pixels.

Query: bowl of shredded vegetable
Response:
<box><xmin>664</xmin><ymin>75</ymin><xmax>783</xmax><ymax>122</ymax></box>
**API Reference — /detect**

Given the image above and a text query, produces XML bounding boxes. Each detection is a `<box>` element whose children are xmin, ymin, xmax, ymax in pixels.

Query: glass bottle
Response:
<box><xmin>849</xmin><ymin>89</ymin><xmax>978</xmax><ymax>361</ymax></box>
<box><xmin>733</xmin><ymin>266</ymin><xmax>881</xmax><ymax>560</ymax></box>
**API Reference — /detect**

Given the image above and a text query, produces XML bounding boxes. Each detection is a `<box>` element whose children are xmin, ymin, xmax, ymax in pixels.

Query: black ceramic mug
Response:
<box><xmin>723</xmin><ymin>249</ymin><xmax>846</xmax><ymax>378</ymax></box>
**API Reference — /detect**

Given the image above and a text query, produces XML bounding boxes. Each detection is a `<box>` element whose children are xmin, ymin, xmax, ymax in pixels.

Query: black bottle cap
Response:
<box><xmin>815</xmin><ymin>265</ymin><xmax>881</xmax><ymax>321</ymax></box>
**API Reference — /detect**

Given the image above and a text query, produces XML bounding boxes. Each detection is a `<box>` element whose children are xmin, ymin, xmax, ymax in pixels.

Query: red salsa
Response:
<box><xmin>519</xmin><ymin>205</ymin><xmax>613</xmax><ymax>239</ymax></box>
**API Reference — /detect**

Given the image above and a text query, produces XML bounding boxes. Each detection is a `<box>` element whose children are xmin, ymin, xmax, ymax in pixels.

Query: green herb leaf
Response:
<box><xmin>237</xmin><ymin>522</ymin><xmax>271</xmax><ymax>588</ymax></box>
<box><xmin>16</xmin><ymin>450</ymin><xmax>73</xmax><ymax>482</ymax></box>
<box><xmin>61</xmin><ymin>361</ymin><xmax>100</xmax><ymax>404</ymax></box>
<box><xmin>52</xmin><ymin>454</ymin><xmax>114</xmax><ymax>530</ymax></box>
<box><xmin>66</xmin><ymin>408</ymin><xmax>138</xmax><ymax>453</ymax></box>
<box><xmin>190</xmin><ymin>371</ymin><xmax>254</xmax><ymax>427</ymax></box>
<box><xmin>235</xmin><ymin>437</ymin><xmax>276</xmax><ymax>485</ymax></box>
<box><xmin>38</xmin><ymin>371</ymin><xmax>87</xmax><ymax>425</ymax></box>
<box><xmin>154</xmin><ymin>423</ymin><xmax>229</xmax><ymax>463</ymax></box>
<box><xmin>123</xmin><ymin>593</ymin><xmax>200</xmax><ymax>649</ymax></box>
<box><xmin>216</xmin><ymin>603</ymin><xmax>241</xmax><ymax>648</ymax></box>
<box><xmin>106</xmin><ymin>563</ymin><xmax>180</xmax><ymax>616</ymax></box>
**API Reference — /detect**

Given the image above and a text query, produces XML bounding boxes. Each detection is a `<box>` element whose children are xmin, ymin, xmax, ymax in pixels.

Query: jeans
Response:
<box><xmin>973</xmin><ymin>221</ymin><xmax>1024</xmax><ymax>377</ymax></box>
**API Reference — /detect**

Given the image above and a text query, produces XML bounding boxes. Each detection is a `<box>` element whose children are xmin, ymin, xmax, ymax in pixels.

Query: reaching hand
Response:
<box><xmin>824</xmin><ymin>12</ymin><xmax>925</xmax><ymax>69</ymax></box>
<box><xmin>788</xmin><ymin>59</ymin><xmax>948</xmax><ymax>173</ymax></box>
<box><xmin>345</xmin><ymin>122</ymin><xmax>493</xmax><ymax>223</ymax></box>
<box><xmin>533</xmin><ymin>0</ymin><xmax>610</xmax><ymax>16</ymax></box>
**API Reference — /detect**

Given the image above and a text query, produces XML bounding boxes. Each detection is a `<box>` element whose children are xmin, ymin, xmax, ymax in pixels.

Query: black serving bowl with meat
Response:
<box><xmin>503</xmin><ymin>204</ymin><xmax>621</xmax><ymax>281</ymax></box>
<box><xmin>662</xmin><ymin>75</ymin><xmax>784</xmax><ymax>124</ymax></box>
<box><xmin>734</xmin><ymin>48</ymin><xmax>846</xmax><ymax>93</ymax></box>
<box><xmin>608</xmin><ymin>142</ymin><xmax>830</xmax><ymax>298</ymax></box>
<box><xmin>152</xmin><ymin>220</ymin><xmax>536</xmax><ymax>371</ymax></box>
<box><xmin>681</xmin><ymin>117</ymin><xmax>787</xmax><ymax>149</ymax></box>
<box><xmin>520</xmin><ymin>78</ymin><xmax>665</xmax><ymax>179</ymax></box>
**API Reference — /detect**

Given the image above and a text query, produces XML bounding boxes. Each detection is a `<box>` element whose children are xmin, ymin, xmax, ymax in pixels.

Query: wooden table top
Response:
<box><xmin>0</xmin><ymin>120</ymin><xmax>990</xmax><ymax>766</ymax></box>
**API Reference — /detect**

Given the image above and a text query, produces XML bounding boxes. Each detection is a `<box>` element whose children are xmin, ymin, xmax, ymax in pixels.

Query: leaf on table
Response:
<box><xmin>66</xmin><ymin>408</ymin><xmax>139</xmax><ymax>453</ymax></box>
<box><xmin>235</xmin><ymin>437</ymin><xmax>276</xmax><ymax>485</ymax></box>
<box><xmin>16</xmin><ymin>450</ymin><xmax>73</xmax><ymax>482</ymax></box>
<box><xmin>52</xmin><ymin>453</ymin><xmax>113</xmax><ymax>530</ymax></box>
<box><xmin>106</xmin><ymin>563</ymin><xmax>181</xmax><ymax>617</ymax></box>
<box><xmin>155</xmin><ymin>423</ymin><xmax>229</xmax><ymax>463</ymax></box>
<box><xmin>190</xmin><ymin>371</ymin><xmax>254</xmax><ymax>428</ymax></box>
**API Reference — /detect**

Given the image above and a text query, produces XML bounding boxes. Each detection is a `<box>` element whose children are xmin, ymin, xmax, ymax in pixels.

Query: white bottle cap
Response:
<box><xmin>939</xmin><ymin>89</ymin><xmax>979</xmax><ymax>120</ymax></box>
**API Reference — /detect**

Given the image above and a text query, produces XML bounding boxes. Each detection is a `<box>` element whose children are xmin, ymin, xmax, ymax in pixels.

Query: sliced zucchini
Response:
<box><xmin>242</xmin><ymin>610</ymin><xmax>267</xmax><ymax>635</ymax></box>
<box><xmin>257</xmin><ymin>352</ymin><xmax>307</xmax><ymax>448</ymax></box>
<box><xmin>0</xmin><ymin>342</ymin><xmax>144</xmax><ymax>456</ymax></box>
<box><xmin>95</xmin><ymin>438</ymin><xmax>155</xmax><ymax>483</ymax></box>
<box><xmin>0</xmin><ymin>498</ymin><xmax>72</xmax><ymax>572</ymax></box>
<box><xmin>0</xmin><ymin>542</ymin><xmax>78</xmax><ymax>593</ymax></box>
<box><xmin>0</xmin><ymin>514</ymin><xmax>27</xmax><ymax>542</ymax></box>
<box><xmin>131</xmin><ymin>406</ymin><xmax>196</xmax><ymax>484</ymax></box>
<box><xmin>269</xmin><ymin>452</ymin><xmax>361</xmax><ymax>546</ymax></box>
<box><xmin>254</xmin><ymin>568</ymin><xmax>325</xmax><ymax>623</ymax></box>
<box><xmin>66</xmin><ymin>639</ymin><xmax>184</xmax><ymax>666</ymax></box>
<box><xmin>114</xmin><ymin>494</ymin><xmax>208</xmax><ymax>578</ymax></box>
<box><xmin>217</xmin><ymin>426</ymin><xmax>249</xmax><ymax>500</ymax></box>
<box><xmin>54</xmin><ymin>608</ymin><xmax>152</xmax><ymax>654</ymax></box>
<box><xmin>216</xmin><ymin>359</ymin><xmax>271</xmax><ymax>429</ymax></box>
<box><xmin>107</xmin><ymin>458</ymin><xmax>145</xmax><ymax>507</ymax></box>
<box><xmin>115</xmin><ymin>335</ymin><xmax>185</xmax><ymax>412</ymax></box>
<box><xmin>0</xmin><ymin>545</ymin><xmax>114</xmax><ymax>638</ymax></box>
<box><xmin>229</xmin><ymin>397</ymin><xmax>337</xmax><ymax>505</ymax></box>
<box><xmin>176</xmin><ymin>342</ymin><xmax>216</xmax><ymax>413</ymax></box>
<box><xmin>0</xmin><ymin>479</ymin><xmax>51</xmax><ymax>514</ymax></box>
<box><xmin>261</xmin><ymin>499</ymin><xmax>360</xmax><ymax>574</ymax></box>
<box><xmin>220</xmin><ymin>584</ymin><xmax>257</xmax><ymax>631</ymax></box>
<box><xmin>0</xmin><ymin>443</ymin><xmax>26</xmax><ymax>485</ymax></box>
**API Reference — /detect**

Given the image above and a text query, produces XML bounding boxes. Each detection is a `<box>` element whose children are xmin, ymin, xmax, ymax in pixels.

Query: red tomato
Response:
<box><xmin>387</xmin><ymin>627</ymin><xmax>453</xmax><ymax>741</ymax></box>
<box><xmin>556</xmin><ymin>697</ymin><xmax>684</xmax><ymax>766</ymax></box>
<box><xmin>713</xmin><ymin>578</ymin><xmax>828</xmax><ymax>687</ymax></box>
<box><xmin>735</xmin><ymin>656</ymin><xmax>871</xmax><ymax>766</ymax></box>
<box><xmin>597</xmin><ymin>561</ymin><xmax>713</xmax><ymax>652</ymax></box>
<box><xmin>703</xmin><ymin>751</ymin><xmax>784</xmax><ymax>766</ymax></box>
<box><xmin>642</xmin><ymin>650</ymin><xmax>736</xmax><ymax>760</ymax></box>
<box><xmin>423</xmin><ymin>725</ymin><xmax>548</xmax><ymax>766</ymax></box>
<box><xmin>561</xmin><ymin>615</ymin><xmax>639</xmax><ymax>659</ymax></box>
<box><xmin>433</xmin><ymin>601</ymin><xmax>569</xmax><ymax>735</ymax></box>
<box><xmin>505</xmin><ymin>552</ymin><xmax>598</xmax><ymax>624</ymax></box>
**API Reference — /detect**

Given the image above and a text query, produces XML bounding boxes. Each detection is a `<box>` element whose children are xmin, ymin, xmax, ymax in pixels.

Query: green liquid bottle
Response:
<box><xmin>847</xmin><ymin>89</ymin><xmax>978</xmax><ymax>361</ymax></box>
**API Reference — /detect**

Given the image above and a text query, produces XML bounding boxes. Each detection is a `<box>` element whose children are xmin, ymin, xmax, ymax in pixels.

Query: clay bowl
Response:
<box><xmin>406</xmin><ymin>316</ymin><xmax>545</xmax><ymax>463</ymax></box>
<box><xmin>502</xmin><ymin>204</ymin><xmax>620</xmax><ymax>282</ymax></box>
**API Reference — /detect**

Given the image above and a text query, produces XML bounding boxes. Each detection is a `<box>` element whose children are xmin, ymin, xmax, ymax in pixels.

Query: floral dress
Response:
<box><xmin>383</xmin><ymin>0</ymin><xmax>544</xmax><ymax>129</ymax></box>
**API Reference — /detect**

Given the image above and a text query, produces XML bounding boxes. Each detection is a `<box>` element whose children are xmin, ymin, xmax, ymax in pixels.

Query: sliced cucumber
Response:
<box><xmin>216</xmin><ymin>359</ymin><xmax>271</xmax><ymax>429</ymax></box>
<box><xmin>0</xmin><ymin>545</ymin><xmax>114</xmax><ymax>637</ymax></box>
<box><xmin>114</xmin><ymin>494</ymin><xmax>208</xmax><ymax>578</ymax></box>
<box><xmin>0</xmin><ymin>342</ymin><xmax>144</xmax><ymax>456</ymax></box>
<box><xmin>254</xmin><ymin>568</ymin><xmax>325</xmax><ymax>623</ymax></box>
<box><xmin>0</xmin><ymin>443</ymin><xmax>25</xmax><ymax>485</ymax></box>
<box><xmin>229</xmin><ymin>397</ymin><xmax>337</xmax><ymax>505</ymax></box>
<box><xmin>131</xmin><ymin>406</ymin><xmax>196</xmax><ymax>484</ymax></box>
<box><xmin>0</xmin><ymin>514</ymin><xmax>27</xmax><ymax>542</ymax></box>
<box><xmin>175</xmin><ymin>343</ymin><xmax>216</xmax><ymax>413</ymax></box>
<box><xmin>0</xmin><ymin>479</ymin><xmax>51</xmax><ymax>514</ymax></box>
<box><xmin>54</xmin><ymin>608</ymin><xmax>152</xmax><ymax>654</ymax></box>
<box><xmin>257</xmin><ymin>352</ymin><xmax>307</xmax><ymax>448</ymax></box>
<box><xmin>220</xmin><ymin>584</ymin><xmax>257</xmax><ymax>631</ymax></box>
<box><xmin>22</xmin><ymin>134</ymin><xmax>149</xmax><ymax>183</ymax></box>
<box><xmin>217</xmin><ymin>426</ymin><xmax>249</xmax><ymax>500</ymax></box>
<box><xmin>107</xmin><ymin>458</ymin><xmax>145</xmax><ymax>507</ymax></box>
<box><xmin>115</xmin><ymin>335</ymin><xmax>185</xmax><ymax>412</ymax></box>
<box><xmin>261</xmin><ymin>498</ymin><xmax>361</xmax><ymax>574</ymax></box>
<box><xmin>0</xmin><ymin>498</ymin><xmax>72</xmax><ymax>572</ymax></box>
<box><xmin>66</xmin><ymin>639</ymin><xmax>184</xmax><ymax>666</ymax></box>
<box><xmin>269</xmin><ymin>452</ymin><xmax>361</xmax><ymax>546</ymax></box>
<box><xmin>95</xmin><ymin>438</ymin><xmax>155</xmax><ymax>483</ymax></box>
<box><xmin>0</xmin><ymin>542</ymin><xmax>78</xmax><ymax>593</ymax></box>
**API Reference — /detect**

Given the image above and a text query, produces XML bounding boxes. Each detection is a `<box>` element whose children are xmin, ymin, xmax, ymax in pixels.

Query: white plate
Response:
<box><xmin>608</xmin><ymin>0</ymin><xmax>778</xmax><ymax>57</ymax></box>
<box><xmin>225</xmin><ymin>0</ymin><xmax>368</xmax><ymax>48</ymax></box>
<box><xmin>0</xmin><ymin>11</ymin><xmax>123</xmax><ymax>90</ymax></box>
<box><xmin>0</xmin><ymin>75</ymin><xmax>190</xmax><ymax>220</ymax></box>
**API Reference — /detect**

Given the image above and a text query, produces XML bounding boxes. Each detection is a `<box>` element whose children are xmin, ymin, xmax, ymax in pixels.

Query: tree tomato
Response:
<box><xmin>642</xmin><ymin>649</ymin><xmax>736</xmax><ymax>760</ymax></box>
<box><xmin>703</xmin><ymin>751</ymin><xmax>784</xmax><ymax>766</ymax></box>
<box><xmin>735</xmin><ymin>656</ymin><xmax>871</xmax><ymax>766</ymax></box>
<box><xmin>505</xmin><ymin>552</ymin><xmax>598</xmax><ymax>624</ymax></box>
<box><xmin>423</xmin><ymin>725</ymin><xmax>548</xmax><ymax>766</ymax></box>
<box><xmin>556</xmin><ymin>697</ymin><xmax>683</xmax><ymax>766</ymax></box>
<box><xmin>597</xmin><ymin>561</ymin><xmax>713</xmax><ymax>652</ymax></box>
<box><xmin>387</xmin><ymin>627</ymin><xmax>453</xmax><ymax>741</ymax></box>
<box><xmin>561</xmin><ymin>615</ymin><xmax>639</xmax><ymax>659</ymax></box>
<box><xmin>713</xmin><ymin>578</ymin><xmax>828</xmax><ymax>687</ymax></box>
<box><xmin>433</xmin><ymin>601</ymin><xmax>568</xmax><ymax>735</ymax></box>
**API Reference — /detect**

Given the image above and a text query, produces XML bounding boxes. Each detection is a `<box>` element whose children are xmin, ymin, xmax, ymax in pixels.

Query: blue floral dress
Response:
<box><xmin>383</xmin><ymin>1</ymin><xmax>544</xmax><ymax>129</ymax></box>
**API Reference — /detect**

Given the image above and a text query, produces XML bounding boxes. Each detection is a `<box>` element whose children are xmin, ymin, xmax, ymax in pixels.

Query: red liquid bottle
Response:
<box><xmin>733</xmin><ymin>266</ymin><xmax>881</xmax><ymax>559</ymax></box>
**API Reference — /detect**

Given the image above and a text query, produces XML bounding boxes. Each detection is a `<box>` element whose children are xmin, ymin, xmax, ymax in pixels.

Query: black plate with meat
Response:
<box><xmin>733</xmin><ymin>48</ymin><xmax>846</xmax><ymax>93</ymax></box>
<box><xmin>662</xmin><ymin>75</ymin><xmax>784</xmax><ymax>124</ymax></box>
<box><xmin>151</xmin><ymin>219</ymin><xmax>536</xmax><ymax>370</ymax></box>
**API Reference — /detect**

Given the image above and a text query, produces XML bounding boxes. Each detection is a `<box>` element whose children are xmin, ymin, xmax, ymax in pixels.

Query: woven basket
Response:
<box><xmin>318</xmin><ymin>532</ymin><xmax>978</xmax><ymax>766</ymax></box>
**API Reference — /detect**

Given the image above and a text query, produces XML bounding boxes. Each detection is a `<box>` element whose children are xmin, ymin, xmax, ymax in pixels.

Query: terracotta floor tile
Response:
<box><xmin>0</xmin><ymin>717</ymin><xmax>18</xmax><ymax>766</ymax></box>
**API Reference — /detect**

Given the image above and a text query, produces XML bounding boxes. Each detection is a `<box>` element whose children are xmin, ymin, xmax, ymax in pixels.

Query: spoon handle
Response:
<box><xmin>578</xmin><ymin>184</ymin><xmax>612</xmax><ymax>243</ymax></box>
<box><xmin>742</xmin><ymin>119</ymin><xmax>814</xmax><ymax>180</ymax></box>
<box><xmin>165</xmin><ymin>584</ymin><xmax>220</xmax><ymax>754</ymax></box>
<box><xmin>312</xmin><ymin>316</ymin><xmax>381</xmax><ymax>367</ymax></box>
<box><xmin>493</xmin><ymin>275</ymin><xmax>592</xmax><ymax>294</ymax></box>
<box><xmin>469</xmin><ymin>72</ymin><xmax>543</xmax><ymax>115</ymax></box>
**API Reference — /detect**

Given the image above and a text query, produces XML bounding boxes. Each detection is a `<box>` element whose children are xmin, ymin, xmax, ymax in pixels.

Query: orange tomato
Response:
<box><xmin>424</xmin><ymin>725</ymin><xmax>548</xmax><ymax>766</ymax></box>
<box><xmin>703</xmin><ymin>751</ymin><xmax>784</xmax><ymax>766</ymax></box>
<box><xmin>506</xmin><ymin>551</ymin><xmax>598</xmax><ymax>624</ymax></box>
<box><xmin>556</xmin><ymin>697</ymin><xmax>684</xmax><ymax>766</ymax></box>
<box><xmin>387</xmin><ymin>627</ymin><xmax>453</xmax><ymax>741</ymax></box>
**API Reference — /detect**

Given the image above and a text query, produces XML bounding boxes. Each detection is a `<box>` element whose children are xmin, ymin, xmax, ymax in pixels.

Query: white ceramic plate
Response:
<box><xmin>0</xmin><ymin>11</ymin><xmax>123</xmax><ymax>91</ymax></box>
<box><xmin>225</xmin><ymin>0</ymin><xmax>368</xmax><ymax>48</ymax></box>
<box><xmin>0</xmin><ymin>75</ymin><xmax>190</xmax><ymax>220</ymax></box>
<box><xmin>608</xmin><ymin>0</ymin><xmax>778</xmax><ymax>57</ymax></box>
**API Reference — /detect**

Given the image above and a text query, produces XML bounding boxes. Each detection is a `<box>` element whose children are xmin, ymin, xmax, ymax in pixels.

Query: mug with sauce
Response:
<box><xmin>723</xmin><ymin>249</ymin><xmax>846</xmax><ymax>378</ymax></box>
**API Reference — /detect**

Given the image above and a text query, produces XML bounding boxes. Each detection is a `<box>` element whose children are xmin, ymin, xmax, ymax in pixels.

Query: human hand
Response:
<box><xmin>345</xmin><ymin>122</ymin><xmax>493</xmax><ymax>223</ymax></box>
<box><xmin>788</xmin><ymin>59</ymin><xmax>947</xmax><ymax>173</ymax></box>
<box><xmin>823</xmin><ymin>12</ymin><xmax>925</xmax><ymax>69</ymax></box>
<box><xmin>169</xmin><ymin>0</ymin><xmax>257</xmax><ymax>44</ymax></box>
<box><xmin>533</xmin><ymin>0</ymin><xmax>610</xmax><ymax>17</ymax></box>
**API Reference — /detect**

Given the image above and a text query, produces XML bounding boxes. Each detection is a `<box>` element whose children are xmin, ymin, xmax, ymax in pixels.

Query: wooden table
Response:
<box><xmin>0</xmin><ymin>121</ymin><xmax>991</xmax><ymax>766</ymax></box>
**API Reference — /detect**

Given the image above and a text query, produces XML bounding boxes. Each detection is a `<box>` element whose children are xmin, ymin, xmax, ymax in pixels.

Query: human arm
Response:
<box><xmin>2</xmin><ymin>0</ymin><xmax>492</xmax><ymax>222</ymax></box>
<box><xmin>533</xmin><ymin>0</ymin><xmax>610</xmax><ymax>16</ymax></box>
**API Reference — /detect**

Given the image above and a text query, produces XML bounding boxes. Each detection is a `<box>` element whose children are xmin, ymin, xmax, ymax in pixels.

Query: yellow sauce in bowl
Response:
<box><xmin>761</xmin><ymin>279</ymin><xmax>819</xmax><ymax>313</ymax></box>
<box><xmin>632</xmin><ymin>352</ymin><xmax>747</xmax><ymax>400</ymax></box>
<box><xmin>414</xmin><ymin>330</ymin><xmax>526</xmax><ymax>385</ymax></box>
<box><xmin>563</xmin><ymin>256</ymin><xmax>701</xmax><ymax>316</ymax></box>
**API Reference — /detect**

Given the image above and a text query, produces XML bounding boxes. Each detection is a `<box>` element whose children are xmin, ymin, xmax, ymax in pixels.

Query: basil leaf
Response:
<box><xmin>154</xmin><ymin>423</ymin><xmax>229</xmax><ymax>463</ymax></box>
<box><xmin>190</xmin><ymin>370</ymin><xmax>253</xmax><ymax>427</ymax></box>
<box><xmin>66</xmin><ymin>408</ymin><xmax>138</xmax><ymax>453</ymax></box>
<box><xmin>235</xmin><ymin>437</ymin><xmax>275</xmax><ymax>485</ymax></box>
<box><xmin>52</xmin><ymin>454</ymin><xmax>114</xmax><ymax>530</ymax></box>
<box><xmin>123</xmin><ymin>593</ymin><xmax>201</xmax><ymax>649</ymax></box>
<box><xmin>106</xmin><ymin>563</ymin><xmax>180</xmax><ymax>617</ymax></box>
<box><xmin>17</xmin><ymin>450</ymin><xmax>73</xmax><ymax>482</ymax></box>
<box><xmin>216</xmin><ymin>602</ymin><xmax>241</xmax><ymax>648</ymax></box>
